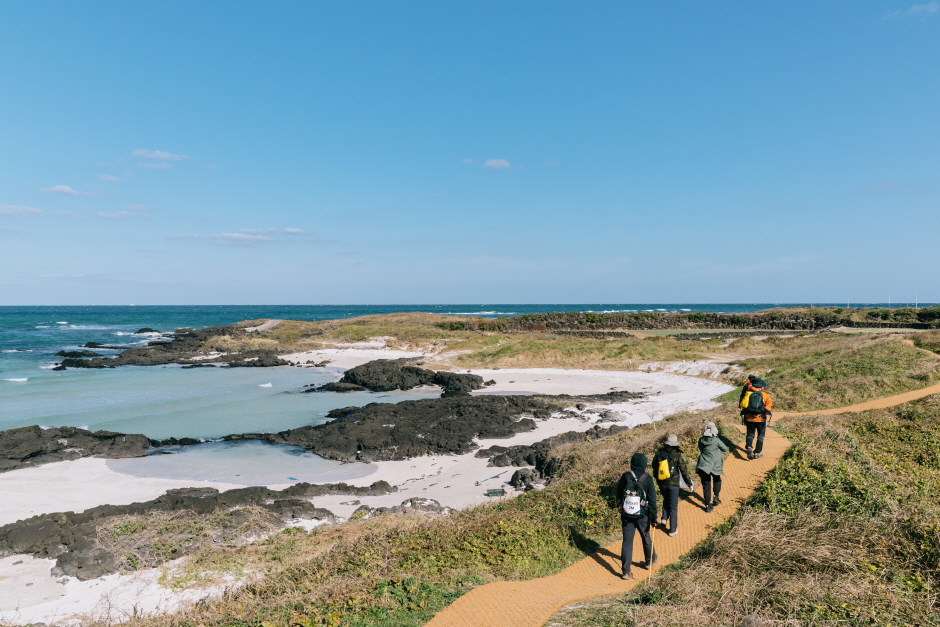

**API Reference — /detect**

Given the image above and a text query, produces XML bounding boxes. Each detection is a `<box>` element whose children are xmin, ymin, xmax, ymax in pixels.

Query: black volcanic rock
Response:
<box><xmin>134</xmin><ymin>328</ymin><xmax>160</xmax><ymax>334</ymax></box>
<box><xmin>0</xmin><ymin>480</ymin><xmax>394</xmax><ymax>580</ymax></box>
<box><xmin>0</xmin><ymin>425</ymin><xmax>151</xmax><ymax>472</ymax></box>
<box><xmin>313</xmin><ymin>359</ymin><xmax>484</xmax><ymax>396</ymax></box>
<box><xmin>56</xmin><ymin>350</ymin><xmax>101</xmax><ymax>358</ymax></box>
<box><xmin>67</xmin><ymin>326</ymin><xmax>288</xmax><ymax>369</ymax></box>
<box><xmin>238</xmin><ymin>395</ymin><xmax>554</xmax><ymax>462</ymax></box>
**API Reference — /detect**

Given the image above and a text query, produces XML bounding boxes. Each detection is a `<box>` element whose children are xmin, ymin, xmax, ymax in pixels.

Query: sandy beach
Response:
<box><xmin>0</xmin><ymin>349</ymin><xmax>732</xmax><ymax>625</ymax></box>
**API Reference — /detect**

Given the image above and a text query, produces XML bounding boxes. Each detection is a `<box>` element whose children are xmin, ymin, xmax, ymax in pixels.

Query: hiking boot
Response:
<box><xmin>705</xmin><ymin>503</ymin><xmax>714</xmax><ymax>513</ymax></box>
<box><xmin>713</xmin><ymin>498</ymin><xmax>722</xmax><ymax>505</ymax></box>
<box><xmin>640</xmin><ymin>551</ymin><xmax>658</xmax><ymax>569</ymax></box>
<box><xmin>668</xmin><ymin>530</ymin><xmax>678</xmax><ymax>537</ymax></box>
<box><xmin>660</xmin><ymin>517</ymin><xmax>668</xmax><ymax>528</ymax></box>
<box><xmin>753</xmin><ymin>453</ymin><xmax>764</xmax><ymax>459</ymax></box>
<box><xmin>620</xmin><ymin>571</ymin><xmax>633</xmax><ymax>580</ymax></box>
<box><xmin>746</xmin><ymin>448</ymin><xmax>754</xmax><ymax>460</ymax></box>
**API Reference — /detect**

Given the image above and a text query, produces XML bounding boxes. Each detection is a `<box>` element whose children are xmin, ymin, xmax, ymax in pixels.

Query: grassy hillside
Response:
<box><xmin>719</xmin><ymin>334</ymin><xmax>940</xmax><ymax>411</ymax></box>
<box><xmin>549</xmin><ymin>397</ymin><xmax>940</xmax><ymax>627</ymax></box>
<box><xmin>59</xmin><ymin>321</ymin><xmax>940</xmax><ymax>627</ymax></box>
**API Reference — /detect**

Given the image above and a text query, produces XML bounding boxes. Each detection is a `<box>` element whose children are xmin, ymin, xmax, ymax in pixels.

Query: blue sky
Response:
<box><xmin>1</xmin><ymin>1</ymin><xmax>938</xmax><ymax>305</ymax></box>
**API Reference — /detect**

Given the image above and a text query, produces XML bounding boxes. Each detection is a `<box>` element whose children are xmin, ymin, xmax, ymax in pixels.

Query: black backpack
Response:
<box><xmin>741</xmin><ymin>390</ymin><xmax>766</xmax><ymax>414</ymax></box>
<box><xmin>620</xmin><ymin>471</ymin><xmax>649</xmax><ymax>520</ymax></box>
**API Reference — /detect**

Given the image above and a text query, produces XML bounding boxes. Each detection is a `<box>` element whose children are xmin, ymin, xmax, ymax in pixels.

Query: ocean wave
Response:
<box><xmin>445</xmin><ymin>311</ymin><xmax>516</xmax><ymax>315</ymax></box>
<box><xmin>258</xmin><ymin>382</ymin><xmax>273</xmax><ymax>388</ymax></box>
<box><xmin>65</xmin><ymin>324</ymin><xmax>122</xmax><ymax>331</ymax></box>
<box><xmin>56</xmin><ymin>321</ymin><xmax>68</xmax><ymax>324</ymax></box>
<box><xmin>35</xmin><ymin>325</ymin><xmax>50</xmax><ymax>329</ymax></box>
<box><xmin>3</xmin><ymin>349</ymin><xmax>23</xmax><ymax>353</ymax></box>
<box><xmin>39</xmin><ymin>364</ymin><xmax>59</xmax><ymax>370</ymax></box>
<box><xmin>3</xmin><ymin>377</ymin><xmax>28</xmax><ymax>382</ymax></box>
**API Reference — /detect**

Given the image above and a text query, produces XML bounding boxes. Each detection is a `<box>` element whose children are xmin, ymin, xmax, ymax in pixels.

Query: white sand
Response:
<box><xmin>0</xmin><ymin>459</ymin><xmax>246</xmax><ymax>527</ymax></box>
<box><xmin>281</xmin><ymin>347</ymin><xmax>426</xmax><ymax>369</ymax></box>
<box><xmin>0</xmin><ymin>361</ymin><xmax>732</xmax><ymax>624</ymax></box>
<box><xmin>0</xmin><ymin>554</ymin><xmax>226</xmax><ymax>626</ymax></box>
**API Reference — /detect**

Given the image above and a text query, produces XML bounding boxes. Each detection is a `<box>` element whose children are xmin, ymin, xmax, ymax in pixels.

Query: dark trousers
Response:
<box><xmin>659</xmin><ymin>484</ymin><xmax>680</xmax><ymax>533</ymax></box>
<box><xmin>621</xmin><ymin>513</ymin><xmax>652</xmax><ymax>574</ymax></box>
<box><xmin>745</xmin><ymin>420</ymin><xmax>767</xmax><ymax>454</ymax></box>
<box><xmin>697</xmin><ymin>470</ymin><xmax>722</xmax><ymax>503</ymax></box>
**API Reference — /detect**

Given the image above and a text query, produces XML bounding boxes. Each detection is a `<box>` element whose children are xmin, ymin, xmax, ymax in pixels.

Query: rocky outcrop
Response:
<box><xmin>476</xmin><ymin>423</ymin><xmax>633</xmax><ymax>480</ymax></box>
<box><xmin>55</xmin><ymin>350</ymin><xmax>101</xmax><ymax>358</ymax></box>
<box><xmin>134</xmin><ymin>328</ymin><xmax>160</xmax><ymax>334</ymax></box>
<box><xmin>0</xmin><ymin>426</ymin><xmax>151</xmax><ymax>472</ymax></box>
<box><xmin>225</xmin><ymin>395</ymin><xmax>556</xmax><ymax>462</ymax></box>
<box><xmin>65</xmin><ymin>326</ymin><xmax>288</xmax><ymax>369</ymax></box>
<box><xmin>312</xmin><ymin>358</ymin><xmax>485</xmax><ymax>397</ymax></box>
<box><xmin>0</xmin><ymin>480</ymin><xmax>395</xmax><ymax>580</ymax></box>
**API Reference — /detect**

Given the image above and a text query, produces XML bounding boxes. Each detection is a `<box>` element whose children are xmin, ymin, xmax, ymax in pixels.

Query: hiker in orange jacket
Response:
<box><xmin>740</xmin><ymin>376</ymin><xmax>772</xmax><ymax>459</ymax></box>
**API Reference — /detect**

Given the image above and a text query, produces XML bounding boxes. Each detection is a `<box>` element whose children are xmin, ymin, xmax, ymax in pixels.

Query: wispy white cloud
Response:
<box><xmin>99</xmin><ymin>205</ymin><xmax>149</xmax><ymax>220</ymax></box>
<box><xmin>132</xmin><ymin>149</ymin><xmax>191</xmax><ymax>161</ymax></box>
<box><xmin>907</xmin><ymin>1</ymin><xmax>938</xmax><ymax>15</ymax></box>
<box><xmin>97</xmin><ymin>174</ymin><xmax>124</xmax><ymax>183</ymax></box>
<box><xmin>139</xmin><ymin>162</ymin><xmax>173</xmax><ymax>170</ymax></box>
<box><xmin>857</xmin><ymin>183</ymin><xmax>908</xmax><ymax>190</ymax></box>
<box><xmin>239</xmin><ymin>227</ymin><xmax>304</xmax><ymax>235</ymax></box>
<box><xmin>482</xmin><ymin>159</ymin><xmax>511</xmax><ymax>170</ymax></box>
<box><xmin>170</xmin><ymin>228</ymin><xmax>307</xmax><ymax>246</ymax></box>
<box><xmin>462</xmin><ymin>158</ymin><xmax>473</xmax><ymax>164</ymax></box>
<box><xmin>885</xmin><ymin>2</ymin><xmax>938</xmax><ymax>18</ymax></box>
<box><xmin>0</xmin><ymin>204</ymin><xmax>42</xmax><ymax>215</ymax></box>
<box><xmin>39</xmin><ymin>184</ymin><xmax>81</xmax><ymax>195</ymax></box>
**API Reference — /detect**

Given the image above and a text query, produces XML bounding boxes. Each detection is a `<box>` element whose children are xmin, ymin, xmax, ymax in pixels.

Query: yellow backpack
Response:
<box><xmin>657</xmin><ymin>457</ymin><xmax>671</xmax><ymax>481</ymax></box>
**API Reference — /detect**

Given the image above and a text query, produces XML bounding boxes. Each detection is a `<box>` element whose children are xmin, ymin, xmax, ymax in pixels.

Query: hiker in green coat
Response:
<box><xmin>696</xmin><ymin>422</ymin><xmax>729</xmax><ymax>512</ymax></box>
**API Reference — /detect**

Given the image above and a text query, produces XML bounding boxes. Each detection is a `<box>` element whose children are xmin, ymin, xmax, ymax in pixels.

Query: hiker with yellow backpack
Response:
<box><xmin>652</xmin><ymin>434</ymin><xmax>694</xmax><ymax>537</ymax></box>
<box><xmin>740</xmin><ymin>376</ymin><xmax>773</xmax><ymax>460</ymax></box>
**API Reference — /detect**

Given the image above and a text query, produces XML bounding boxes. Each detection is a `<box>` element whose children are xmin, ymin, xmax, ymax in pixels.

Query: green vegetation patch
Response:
<box><xmin>724</xmin><ymin>334</ymin><xmax>940</xmax><ymax>411</ymax></box>
<box><xmin>549</xmin><ymin>398</ymin><xmax>940</xmax><ymax>627</ymax></box>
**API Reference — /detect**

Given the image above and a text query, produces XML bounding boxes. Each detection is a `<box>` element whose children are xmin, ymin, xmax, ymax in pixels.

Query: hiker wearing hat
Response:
<box><xmin>652</xmin><ymin>434</ymin><xmax>693</xmax><ymax>537</ymax></box>
<box><xmin>617</xmin><ymin>452</ymin><xmax>658</xmax><ymax>580</ymax></box>
<box><xmin>740</xmin><ymin>376</ymin><xmax>773</xmax><ymax>459</ymax></box>
<box><xmin>696</xmin><ymin>422</ymin><xmax>728</xmax><ymax>512</ymax></box>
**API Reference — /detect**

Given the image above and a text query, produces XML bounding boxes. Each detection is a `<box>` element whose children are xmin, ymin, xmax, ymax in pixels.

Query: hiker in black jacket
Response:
<box><xmin>652</xmin><ymin>434</ymin><xmax>694</xmax><ymax>537</ymax></box>
<box><xmin>616</xmin><ymin>452</ymin><xmax>658</xmax><ymax>580</ymax></box>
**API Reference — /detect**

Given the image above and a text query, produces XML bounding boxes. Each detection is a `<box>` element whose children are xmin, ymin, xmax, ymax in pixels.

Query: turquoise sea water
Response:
<box><xmin>0</xmin><ymin>304</ymin><xmax>911</xmax><ymax>484</ymax></box>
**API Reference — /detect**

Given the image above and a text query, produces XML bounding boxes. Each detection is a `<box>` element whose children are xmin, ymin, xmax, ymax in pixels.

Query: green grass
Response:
<box><xmin>548</xmin><ymin>398</ymin><xmax>940</xmax><ymax>627</ymax></box>
<box><xmin>720</xmin><ymin>334</ymin><xmax>940</xmax><ymax>411</ymax></box>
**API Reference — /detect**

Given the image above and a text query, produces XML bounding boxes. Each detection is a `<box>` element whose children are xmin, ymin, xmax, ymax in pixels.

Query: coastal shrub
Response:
<box><xmin>913</xmin><ymin>329</ymin><xmax>940</xmax><ymax>354</ymax></box>
<box><xmin>550</xmin><ymin>401</ymin><xmax>940</xmax><ymax>627</ymax></box>
<box><xmin>730</xmin><ymin>335</ymin><xmax>940</xmax><ymax>411</ymax></box>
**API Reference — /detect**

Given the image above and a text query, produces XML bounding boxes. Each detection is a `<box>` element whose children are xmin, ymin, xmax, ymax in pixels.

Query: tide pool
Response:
<box><xmin>107</xmin><ymin>440</ymin><xmax>377</xmax><ymax>486</ymax></box>
<box><xmin>0</xmin><ymin>364</ymin><xmax>439</xmax><ymax>440</ymax></box>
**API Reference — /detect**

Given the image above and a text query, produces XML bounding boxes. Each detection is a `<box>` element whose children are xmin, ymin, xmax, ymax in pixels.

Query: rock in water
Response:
<box><xmin>241</xmin><ymin>395</ymin><xmax>553</xmax><ymax>462</ymax></box>
<box><xmin>0</xmin><ymin>425</ymin><xmax>151</xmax><ymax>472</ymax></box>
<box><xmin>313</xmin><ymin>358</ymin><xmax>484</xmax><ymax>396</ymax></box>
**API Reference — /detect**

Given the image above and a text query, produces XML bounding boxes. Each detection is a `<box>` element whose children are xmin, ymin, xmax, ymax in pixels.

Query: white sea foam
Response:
<box><xmin>56</xmin><ymin>321</ymin><xmax>68</xmax><ymax>324</ymax></box>
<box><xmin>38</xmin><ymin>364</ymin><xmax>58</xmax><ymax>370</ymax></box>
<box><xmin>35</xmin><ymin>326</ymin><xmax>50</xmax><ymax>329</ymax></box>
<box><xmin>258</xmin><ymin>382</ymin><xmax>273</xmax><ymax>388</ymax></box>
<box><xmin>3</xmin><ymin>378</ymin><xmax>28</xmax><ymax>382</ymax></box>
<box><xmin>445</xmin><ymin>311</ymin><xmax>516</xmax><ymax>315</ymax></box>
<box><xmin>2</xmin><ymin>349</ymin><xmax>21</xmax><ymax>353</ymax></box>
<box><xmin>79</xmin><ymin>424</ymin><xmax>89</xmax><ymax>430</ymax></box>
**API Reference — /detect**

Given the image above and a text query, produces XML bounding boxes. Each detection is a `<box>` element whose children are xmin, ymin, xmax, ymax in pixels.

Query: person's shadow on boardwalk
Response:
<box><xmin>567</xmin><ymin>526</ymin><xmax>620</xmax><ymax>576</ymax></box>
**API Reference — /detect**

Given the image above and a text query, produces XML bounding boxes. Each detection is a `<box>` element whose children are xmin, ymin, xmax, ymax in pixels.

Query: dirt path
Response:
<box><xmin>243</xmin><ymin>319</ymin><xmax>282</xmax><ymax>333</ymax></box>
<box><xmin>425</xmin><ymin>376</ymin><xmax>940</xmax><ymax>627</ymax></box>
<box><xmin>424</xmin><ymin>428</ymin><xmax>790</xmax><ymax>627</ymax></box>
<box><xmin>776</xmin><ymin>380</ymin><xmax>940</xmax><ymax>417</ymax></box>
